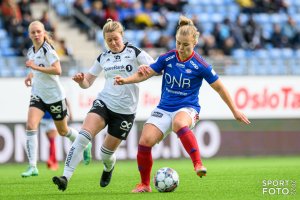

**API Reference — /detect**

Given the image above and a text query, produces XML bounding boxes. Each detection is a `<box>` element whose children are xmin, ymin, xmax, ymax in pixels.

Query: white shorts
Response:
<box><xmin>145</xmin><ymin>107</ymin><xmax>199</xmax><ymax>138</ymax></box>
<box><xmin>40</xmin><ymin>118</ymin><xmax>56</xmax><ymax>133</ymax></box>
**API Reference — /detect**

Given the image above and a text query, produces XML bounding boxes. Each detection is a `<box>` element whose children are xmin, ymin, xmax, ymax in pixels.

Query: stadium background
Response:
<box><xmin>0</xmin><ymin>0</ymin><xmax>299</xmax><ymax>164</ymax></box>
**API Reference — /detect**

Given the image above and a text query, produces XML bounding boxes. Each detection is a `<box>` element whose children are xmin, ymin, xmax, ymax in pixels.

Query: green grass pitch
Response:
<box><xmin>0</xmin><ymin>156</ymin><xmax>299</xmax><ymax>200</ymax></box>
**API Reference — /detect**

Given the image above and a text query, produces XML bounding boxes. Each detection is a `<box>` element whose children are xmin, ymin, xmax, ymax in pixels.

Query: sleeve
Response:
<box><xmin>88</xmin><ymin>56</ymin><xmax>103</xmax><ymax>76</ymax></box>
<box><xmin>137</xmin><ymin>50</ymin><xmax>154</xmax><ymax>65</ymax></box>
<box><xmin>202</xmin><ymin>66</ymin><xmax>219</xmax><ymax>84</ymax></box>
<box><xmin>46</xmin><ymin>49</ymin><xmax>60</xmax><ymax>65</ymax></box>
<box><xmin>149</xmin><ymin>55</ymin><xmax>165</xmax><ymax>73</ymax></box>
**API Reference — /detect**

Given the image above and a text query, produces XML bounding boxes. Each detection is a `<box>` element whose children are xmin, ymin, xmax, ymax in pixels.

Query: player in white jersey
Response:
<box><xmin>21</xmin><ymin>21</ymin><xmax>92</xmax><ymax>178</ymax></box>
<box><xmin>115</xmin><ymin>15</ymin><xmax>251</xmax><ymax>193</ymax></box>
<box><xmin>52</xmin><ymin>19</ymin><xmax>154</xmax><ymax>191</ymax></box>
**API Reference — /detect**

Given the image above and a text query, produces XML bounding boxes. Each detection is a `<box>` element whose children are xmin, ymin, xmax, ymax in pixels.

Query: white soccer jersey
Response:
<box><xmin>89</xmin><ymin>42</ymin><xmax>154</xmax><ymax>114</ymax></box>
<box><xmin>27</xmin><ymin>41</ymin><xmax>66</xmax><ymax>104</ymax></box>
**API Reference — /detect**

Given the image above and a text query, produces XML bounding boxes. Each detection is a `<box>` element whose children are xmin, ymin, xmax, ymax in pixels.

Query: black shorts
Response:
<box><xmin>29</xmin><ymin>95</ymin><xmax>68</xmax><ymax>120</ymax></box>
<box><xmin>89</xmin><ymin>99</ymin><xmax>135</xmax><ymax>140</ymax></box>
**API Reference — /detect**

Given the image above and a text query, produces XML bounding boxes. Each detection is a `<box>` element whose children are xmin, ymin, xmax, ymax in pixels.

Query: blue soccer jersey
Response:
<box><xmin>150</xmin><ymin>50</ymin><xmax>219</xmax><ymax>112</ymax></box>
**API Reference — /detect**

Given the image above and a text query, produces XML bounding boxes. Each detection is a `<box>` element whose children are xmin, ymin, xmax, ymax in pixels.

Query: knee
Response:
<box><xmin>26</xmin><ymin>122</ymin><xmax>38</xmax><ymax>131</ymax></box>
<box><xmin>56</xmin><ymin>126</ymin><xmax>69</xmax><ymax>136</ymax></box>
<box><xmin>172</xmin><ymin>119</ymin><xmax>185</xmax><ymax>133</ymax></box>
<box><xmin>139</xmin><ymin>134</ymin><xmax>157</xmax><ymax>147</ymax></box>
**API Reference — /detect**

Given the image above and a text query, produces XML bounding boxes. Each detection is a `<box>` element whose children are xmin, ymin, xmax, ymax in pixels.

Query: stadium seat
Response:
<box><xmin>291</xmin><ymin>65</ymin><xmax>300</xmax><ymax>75</ymax></box>
<box><xmin>0</xmin><ymin>29</ymin><xmax>7</xmax><ymax>39</ymax></box>
<box><xmin>255</xmin><ymin>49</ymin><xmax>269</xmax><ymax>58</ymax></box>
<box><xmin>281</xmin><ymin>48</ymin><xmax>293</xmax><ymax>59</ymax></box>
<box><xmin>269</xmin><ymin>48</ymin><xmax>282</xmax><ymax>58</ymax></box>
<box><xmin>254</xmin><ymin>14</ymin><xmax>269</xmax><ymax>24</ymax></box>
<box><xmin>224</xmin><ymin>65</ymin><xmax>246</xmax><ymax>75</ymax></box>
<box><xmin>232</xmin><ymin>49</ymin><xmax>246</xmax><ymax>58</ymax></box>
<box><xmin>295</xmin><ymin>49</ymin><xmax>300</xmax><ymax>58</ymax></box>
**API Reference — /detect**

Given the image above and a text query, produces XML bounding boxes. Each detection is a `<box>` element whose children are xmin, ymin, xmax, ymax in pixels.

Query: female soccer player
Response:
<box><xmin>22</xmin><ymin>21</ymin><xmax>91</xmax><ymax>177</ymax></box>
<box><xmin>52</xmin><ymin>19</ymin><xmax>154</xmax><ymax>191</ymax></box>
<box><xmin>115</xmin><ymin>15</ymin><xmax>251</xmax><ymax>193</ymax></box>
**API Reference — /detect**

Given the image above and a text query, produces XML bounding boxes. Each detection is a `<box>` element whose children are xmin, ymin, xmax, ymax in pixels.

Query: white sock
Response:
<box><xmin>100</xmin><ymin>146</ymin><xmax>116</xmax><ymax>172</ymax></box>
<box><xmin>25</xmin><ymin>130</ymin><xmax>38</xmax><ymax>167</ymax></box>
<box><xmin>65</xmin><ymin>127</ymin><xmax>78</xmax><ymax>142</ymax></box>
<box><xmin>63</xmin><ymin>130</ymin><xmax>91</xmax><ymax>180</ymax></box>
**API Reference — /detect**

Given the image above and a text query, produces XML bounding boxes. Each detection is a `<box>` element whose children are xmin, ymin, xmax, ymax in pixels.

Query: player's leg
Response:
<box><xmin>99</xmin><ymin>134</ymin><xmax>121</xmax><ymax>187</ymax></box>
<box><xmin>131</xmin><ymin>124</ymin><xmax>163</xmax><ymax>193</ymax></box>
<box><xmin>132</xmin><ymin>108</ymin><xmax>171</xmax><ymax>193</ymax></box>
<box><xmin>99</xmin><ymin>111</ymin><xmax>135</xmax><ymax>187</ymax></box>
<box><xmin>53</xmin><ymin>113</ymin><xmax>105</xmax><ymax>191</ymax></box>
<box><xmin>54</xmin><ymin>118</ymin><xmax>92</xmax><ymax>165</ymax></box>
<box><xmin>172</xmin><ymin>108</ymin><xmax>206</xmax><ymax>178</ymax></box>
<box><xmin>22</xmin><ymin>106</ymin><xmax>44</xmax><ymax>177</ymax></box>
<box><xmin>46</xmin><ymin>125</ymin><xmax>59</xmax><ymax>171</ymax></box>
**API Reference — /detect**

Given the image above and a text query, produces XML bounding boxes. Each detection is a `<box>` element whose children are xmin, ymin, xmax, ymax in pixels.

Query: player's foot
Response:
<box><xmin>194</xmin><ymin>164</ymin><xmax>207</xmax><ymax>178</ymax></box>
<box><xmin>21</xmin><ymin>166</ymin><xmax>39</xmax><ymax>177</ymax></box>
<box><xmin>52</xmin><ymin>176</ymin><xmax>68</xmax><ymax>191</ymax></box>
<box><xmin>131</xmin><ymin>183</ymin><xmax>152</xmax><ymax>193</ymax></box>
<box><xmin>47</xmin><ymin>160</ymin><xmax>59</xmax><ymax>171</ymax></box>
<box><xmin>100</xmin><ymin>167</ymin><xmax>114</xmax><ymax>187</ymax></box>
<box><xmin>83</xmin><ymin>142</ymin><xmax>92</xmax><ymax>165</ymax></box>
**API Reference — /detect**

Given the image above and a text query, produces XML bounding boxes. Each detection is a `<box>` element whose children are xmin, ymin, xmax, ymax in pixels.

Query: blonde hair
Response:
<box><xmin>102</xmin><ymin>18</ymin><xmax>124</xmax><ymax>38</ymax></box>
<box><xmin>176</xmin><ymin>16</ymin><xmax>200</xmax><ymax>44</ymax></box>
<box><xmin>28</xmin><ymin>20</ymin><xmax>54</xmax><ymax>45</ymax></box>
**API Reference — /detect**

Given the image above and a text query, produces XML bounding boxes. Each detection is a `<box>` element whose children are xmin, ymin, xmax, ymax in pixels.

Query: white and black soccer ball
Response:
<box><xmin>154</xmin><ymin>167</ymin><xmax>179</xmax><ymax>192</ymax></box>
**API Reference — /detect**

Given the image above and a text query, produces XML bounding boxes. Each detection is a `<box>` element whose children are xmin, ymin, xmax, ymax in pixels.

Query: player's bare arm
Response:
<box><xmin>210</xmin><ymin>79</ymin><xmax>251</xmax><ymax>124</ymax></box>
<box><xmin>24</xmin><ymin>72</ymin><xmax>33</xmax><ymax>87</ymax></box>
<box><xmin>26</xmin><ymin>60</ymin><xmax>62</xmax><ymax>75</ymax></box>
<box><xmin>115</xmin><ymin>66</ymin><xmax>156</xmax><ymax>85</ymax></box>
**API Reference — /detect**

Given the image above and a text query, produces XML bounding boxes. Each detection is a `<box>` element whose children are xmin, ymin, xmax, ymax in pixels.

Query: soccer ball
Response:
<box><xmin>154</xmin><ymin>167</ymin><xmax>179</xmax><ymax>192</ymax></box>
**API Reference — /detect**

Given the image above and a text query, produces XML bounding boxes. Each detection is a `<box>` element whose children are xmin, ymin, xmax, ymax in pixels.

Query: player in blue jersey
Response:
<box><xmin>52</xmin><ymin>19</ymin><xmax>154</xmax><ymax>191</ymax></box>
<box><xmin>115</xmin><ymin>15</ymin><xmax>251</xmax><ymax>193</ymax></box>
<box><xmin>41</xmin><ymin>111</ymin><xmax>59</xmax><ymax>170</ymax></box>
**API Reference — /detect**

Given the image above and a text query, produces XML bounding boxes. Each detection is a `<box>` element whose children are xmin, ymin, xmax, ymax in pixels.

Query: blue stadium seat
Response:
<box><xmin>0</xmin><ymin>38</ymin><xmax>11</xmax><ymax>48</ymax></box>
<box><xmin>197</xmin><ymin>13</ymin><xmax>210</xmax><ymax>23</ymax></box>
<box><xmin>249</xmin><ymin>59</ymin><xmax>271</xmax><ymax>75</ymax></box>
<box><xmin>224</xmin><ymin>65</ymin><xmax>246</xmax><ymax>75</ymax></box>
<box><xmin>269</xmin><ymin>48</ymin><xmax>282</xmax><ymax>58</ymax></box>
<box><xmin>295</xmin><ymin>49</ymin><xmax>300</xmax><ymax>58</ymax></box>
<box><xmin>1</xmin><ymin>48</ymin><xmax>17</xmax><ymax>56</ymax></box>
<box><xmin>291</xmin><ymin>65</ymin><xmax>300</xmax><ymax>75</ymax></box>
<box><xmin>255</xmin><ymin>49</ymin><xmax>269</xmax><ymax>58</ymax></box>
<box><xmin>281</xmin><ymin>48</ymin><xmax>293</xmax><ymax>59</ymax></box>
<box><xmin>269</xmin><ymin>59</ymin><xmax>287</xmax><ymax>75</ymax></box>
<box><xmin>232</xmin><ymin>49</ymin><xmax>246</xmax><ymax>58</ymax></box>
<box><xmin>262</xmin><ymin>23</ymin><xmax>273</xmax><ymax>40</ymax></box>
<box><xmin>254</xmin><ymin>14</ymin><xmax>269</xmax><ymax>24</ymax></box>
<box><xmin>0</xmin><ymin>29</ymin><xmax>7</xmax><ymax>39</ymax></box>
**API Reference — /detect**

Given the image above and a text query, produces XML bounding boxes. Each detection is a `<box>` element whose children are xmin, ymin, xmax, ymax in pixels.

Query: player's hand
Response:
<box><xmin>233</xmin><ymin>110</ymin><xmax>251</xmax><ymax>124</ymax></box>
<box><xmin>114</xmin><ymin>75</ymin><xmax>125</xmax><ymax>85</ymax></box>
<box><xmin>24</xmin><ymin>76</ymin><xmax>32</xmax><ymax>87</ymax></box>
<box><xmin>138</xmin><ymin>65</ymin><xmax>151</xmax><ymax>76</ymax></box>
<box><xmin>72</xmin><ymin>72</ymin><xmax>84</xmax><ymax>83</ymax></box>
<box><xmin>25</xmin><ymin>60</ymin><xmax>36</xmax><ymax>69</ymax></box>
